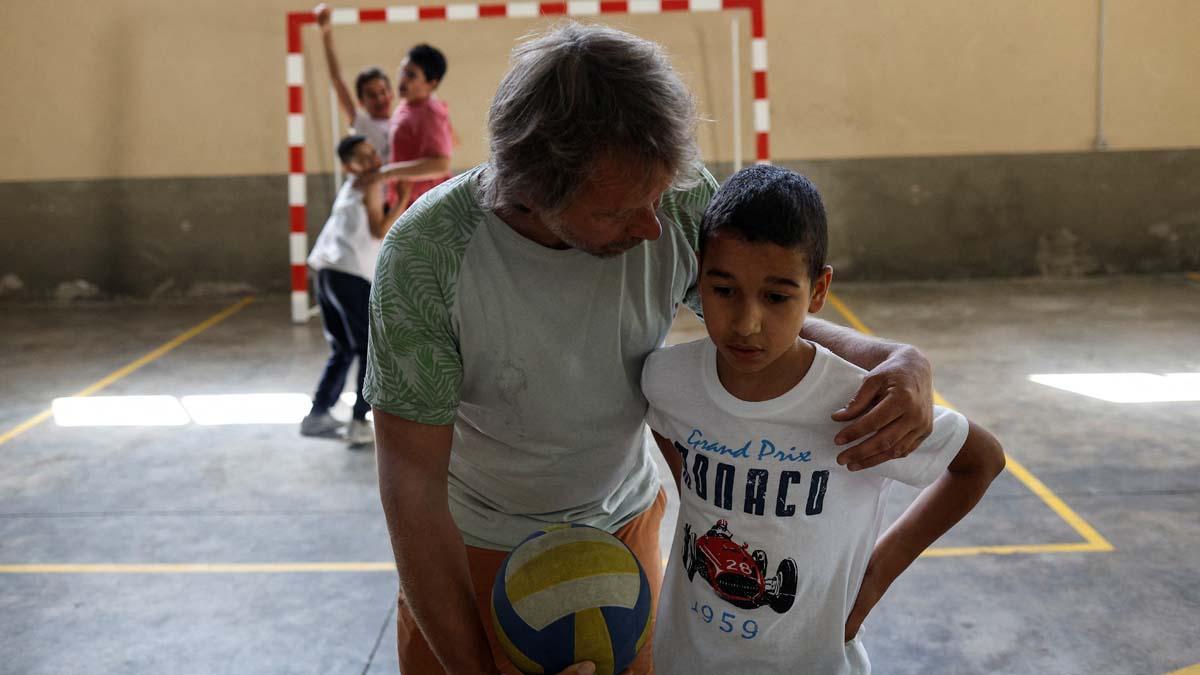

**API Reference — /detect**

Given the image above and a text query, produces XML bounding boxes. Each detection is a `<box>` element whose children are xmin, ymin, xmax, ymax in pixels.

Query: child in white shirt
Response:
<box><xmin>643</xmin><ymin>165</ymin><xmax>1005</xmax><ymax>674</ymax></box>
<box><xmin>301</xmin><ymin>135</ymin><xmax>454</xmax><ymax>446</ymax></box>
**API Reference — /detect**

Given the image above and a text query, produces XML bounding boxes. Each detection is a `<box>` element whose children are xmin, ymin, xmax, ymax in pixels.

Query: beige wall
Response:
<box><xmin>771</xmin><ymin>1</ymin><xmax>1100</xmax><ymax>158</ymax></box>
<box><xmin>1</xmin><ymin>0</ymin><xmax>1198</xmax><ymax>182</ymax></box>
<box><xmin>1104</xmin><ymin>0</ymin><xmax>1200</xmax><ymax>148</ymax></box>
<box><xmin>297</xmin><ymin>12</ymin><xmax>749</xmax><ymax>175</ymax></box>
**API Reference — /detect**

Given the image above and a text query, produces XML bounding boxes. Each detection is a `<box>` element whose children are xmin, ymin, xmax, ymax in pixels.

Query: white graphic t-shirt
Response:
<box><xmin>644</xmin><ymin>339</ymin><xmax>969</xmax><ymax>675</ymax></box>
<box><xmin>307</xmin><ymin>178</ymin><xmax>380</xmax><ymax>282</ymax></box>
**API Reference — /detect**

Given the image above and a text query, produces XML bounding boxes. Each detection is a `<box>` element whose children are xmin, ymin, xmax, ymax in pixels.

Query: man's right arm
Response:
<box><xmin>374</xmin><ymin>410</ymin><xmax>498</xmax><ymax>673</ymax></box>
<box><xmin>314</xmin><ymin>4</ymin><xmax>357</xmax><ymax>124</ymax></box>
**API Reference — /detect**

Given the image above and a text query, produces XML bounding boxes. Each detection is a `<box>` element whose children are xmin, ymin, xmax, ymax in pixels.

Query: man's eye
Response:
<box><xmin>766</xmin><ymin>293</ymin><xmax>791</xmax><ymax>303</ymax></box>
<box><xmin>711</xmin><ymin>286</ymin><xmax>734</xmax><ymax>297</ymax></box>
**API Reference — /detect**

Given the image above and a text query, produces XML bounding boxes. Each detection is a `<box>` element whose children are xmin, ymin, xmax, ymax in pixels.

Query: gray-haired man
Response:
<box><xmin>364</xmin><ymin>23</ymin><xmax>935</xmax><ymax>675</ymax></box>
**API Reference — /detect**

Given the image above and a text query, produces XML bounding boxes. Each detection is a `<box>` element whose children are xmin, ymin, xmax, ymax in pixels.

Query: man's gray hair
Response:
<box><xmin>478</xmin><ymin>22</ymin><xmax>700</xmax><ymax>213</ymax></box>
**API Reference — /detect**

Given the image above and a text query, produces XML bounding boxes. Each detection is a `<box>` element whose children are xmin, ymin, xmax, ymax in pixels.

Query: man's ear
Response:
<box><xmin>808</xmin><ymin>265</ymin><xmax>834</xmax><ymax>313</ymax></box>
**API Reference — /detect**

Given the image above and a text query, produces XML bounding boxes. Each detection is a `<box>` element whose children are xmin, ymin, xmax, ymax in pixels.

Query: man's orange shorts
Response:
<box><xmin>396</xmin><ymin>489</ymin><xmax>668</xmax><ymax>674</ymax></box>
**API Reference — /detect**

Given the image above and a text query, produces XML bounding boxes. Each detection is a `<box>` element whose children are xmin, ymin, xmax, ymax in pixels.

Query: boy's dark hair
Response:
<box><xmin>354</xmin><ymin>67</ymin><xmax>390</xmax><ymax>100</ymax></box>
<box><xmin>407</xmin><ymin>44</ymin><xmax>447</xmax><ymax>84</ymax></box>
<box><xmin>700</xmin><ymin>165</ymin><xmax>828</xmax><ymax>281</ymax></box>
<box><xmin>336</xmin><ymin>135</ymin><xmax>368</xmax><ymax>164</ymax></box>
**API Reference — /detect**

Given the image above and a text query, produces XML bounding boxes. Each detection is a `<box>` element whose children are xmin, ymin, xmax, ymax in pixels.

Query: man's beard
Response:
<box><xmin>543</xmin><ymin>213</ymin><xmax>642</xmax><ymax>259</ymax></box>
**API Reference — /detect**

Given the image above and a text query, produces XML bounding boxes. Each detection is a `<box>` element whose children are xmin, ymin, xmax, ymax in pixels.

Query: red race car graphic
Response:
<box><xmin>681</xmin><ymin>519</ymin><xmax>798</xmax><ymax>614</ymax></box>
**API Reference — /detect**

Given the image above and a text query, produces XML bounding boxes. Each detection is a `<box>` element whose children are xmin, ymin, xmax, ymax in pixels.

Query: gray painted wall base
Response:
<box><xmin>771</xmin><ymin>149</ymin><xmax>1200</xmax><ymax>280</ymax></box>
<box><xmin>0</xmin><ymin>174</ymin><xmax>333</xmax><ymax>299</ymax></box>
<box><xmin>1</xmin><ymin>149</ymin><xmax>1197</xmax><ymax>298</ymax></box>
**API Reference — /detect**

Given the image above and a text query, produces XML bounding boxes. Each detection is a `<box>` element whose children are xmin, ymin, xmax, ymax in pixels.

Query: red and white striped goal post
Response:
<box><xmin>286</xmin><ymin>0</ymin><xmax>771</xmax><ymax>323</ymax></box>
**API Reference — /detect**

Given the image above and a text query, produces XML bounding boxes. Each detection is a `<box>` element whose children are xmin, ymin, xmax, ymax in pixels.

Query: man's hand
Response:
<box><xmin>314</xmin><ymin>3</ymin><xmax>332</xmax><ymax>31</ymax></box>
<box><xmin>554</xmin><ymin>662</ymin><xmax>633</xmax><ymax>675</ymax></box>
<box><xmin>832</xmin><ymin>346</ymin><xmax>933</xmax><ymax>471</ymax></box>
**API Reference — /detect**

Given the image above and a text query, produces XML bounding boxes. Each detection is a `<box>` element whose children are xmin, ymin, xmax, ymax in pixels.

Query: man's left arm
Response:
<box><xmin>801</xmin><ymin>317</ymin><xmax>934</xmax><ymax>472</ymax></box>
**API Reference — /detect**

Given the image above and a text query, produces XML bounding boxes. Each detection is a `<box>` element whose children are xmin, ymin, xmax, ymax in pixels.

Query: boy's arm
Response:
<box><xmin>389</xmin><ymin>182</ymin><xmax>414</xmax><ymax>221</ymax></box>
<box><xmin>358</xmin><ymin>156</ymin><xmax>448</xmax><ymax>235</ymax></box>
<box><xmin>362</xmin><ymin>177</ymin><xmax>389</xmax><ymax>239</ymax></box>
<box><xmin>314</xmin><ymin>4</ymin><xmax>357</xmax><ymax>125</ymax></box>
<box><xmin>376</xmin><ymin>157</ymin><xmax>452</xmax><ymax>182</ymax></box>
<box><xmin>800</xmin><ymin>317</ymin><xmax>934</xmax><ymax>472</ymax></box>
<box><xmin>651</xmin><ymin>430</ymin><xmax>683</xmax><ymax>494</ymax></box>
<box><xmin>844</xmin><ymin>420</ymin><xmax>1005</xmax><ymax>640</ymax></box>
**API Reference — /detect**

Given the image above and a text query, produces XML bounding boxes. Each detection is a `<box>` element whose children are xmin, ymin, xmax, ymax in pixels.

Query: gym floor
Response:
<box><xmin>2</xmin><ymin>275</ymin><xmax>1198</xmax><ymax>674</ymax></box>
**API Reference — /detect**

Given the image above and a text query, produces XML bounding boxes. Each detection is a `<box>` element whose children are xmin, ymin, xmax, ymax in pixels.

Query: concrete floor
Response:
<box><xmin>1</xmin><ymin>276</ymin><xmax>1198</xmax><ymax>674</ymax></box>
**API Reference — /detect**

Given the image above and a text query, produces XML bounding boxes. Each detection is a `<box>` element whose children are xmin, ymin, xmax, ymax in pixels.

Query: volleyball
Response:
<box><xmin>491</xmin><ymin>524</ymin><xmax>652</xmax><ymax>675</ymax></box>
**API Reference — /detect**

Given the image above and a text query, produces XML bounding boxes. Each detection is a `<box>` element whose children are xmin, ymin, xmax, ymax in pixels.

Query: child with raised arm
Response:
<box><xmin>314</xmin><ymin>3</ymin><xmax>454</xmax><ymax>216</ymax></box>
<box><xmin>301</xmin><ymin>135</ymin><xmax>459</xmax><ymax>446</ymax></box>
<box><xmin>643</xmin><ymin>165</ymin><xmax>1005</xmax><ymax>674</ymax></box>
<box><xmin>314</xmin><ymin>4</ymin><xmax>393</xmax><ymax>164</ymax></box>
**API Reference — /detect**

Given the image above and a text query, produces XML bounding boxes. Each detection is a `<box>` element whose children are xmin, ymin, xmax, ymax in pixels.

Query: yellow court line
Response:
<box><xmin>1167</xmin><ymin>665</ymin><xmax>1200</xmax><ymax>675</ymax></box>
<box><xmin>1186</xmin><ymin>272</ymin><xmax>1200</xmax><ymax>284</ymax></box>
<box><xmin>920</xmin><ymin>542</ymin><xmax>1111</xmax><ymax>558</ymax></box>
<box><xmin>1001</xmin><ymin>455</ymin><xmax>1113</xmax><ymax>551</ymax></box>
<box><xmin>4</xmin><ymin>293</ymin><xmax>1114</xmax><ymax>575</ymax></box>
<box><xmin>825</xmin><ymin>291</ymin><xmax>1114</xmax><ymax>555</ymax></box>
<box><xmin>0</xmin><ymin>544</ymin><xmax>1113</xmax><ymax>574</ymax></box>
<box><xmin>824</xmin><ymin>292</ymin><xmax>872</xmax><ymax>335</ymax></box>
<box><xmin>0</xmin><ymin>296</ymin><xmax>255</xmax><ymax>448</ymax></box>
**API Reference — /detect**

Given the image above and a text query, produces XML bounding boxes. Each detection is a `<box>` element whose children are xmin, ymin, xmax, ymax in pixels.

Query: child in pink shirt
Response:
<box><xmin>388</xmin><ymin>44</ymin><xmax>455</xmax><ymax>213</ymax></box>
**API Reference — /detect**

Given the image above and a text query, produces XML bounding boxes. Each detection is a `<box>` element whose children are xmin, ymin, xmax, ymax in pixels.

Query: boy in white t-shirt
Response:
<box><xmin>643</xmin><ymin>165</ymin><xmax>1005</xmax><ymax>674</ymax></box>
<box><xmin>301</xmin><ymin>135</ymin><xmax>453</xmax><ymax>446</ymax></box>
<box><xmin>315</xmin><ymin>4</ymin><xmax>393</xmax><ymax>163</ymax></box>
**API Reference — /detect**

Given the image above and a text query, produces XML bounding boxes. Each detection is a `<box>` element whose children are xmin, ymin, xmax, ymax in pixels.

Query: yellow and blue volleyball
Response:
<box><xmin>491</xmin><ymin>524</ymin><xmax>652</xmax><ymax>675</ymax></box>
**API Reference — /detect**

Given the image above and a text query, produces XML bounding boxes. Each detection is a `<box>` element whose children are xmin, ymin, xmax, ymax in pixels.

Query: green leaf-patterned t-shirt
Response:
<box><xmin>365</xmin><ymin>164</ymin><xmax>717</xmax><ymax>549</ymax></box>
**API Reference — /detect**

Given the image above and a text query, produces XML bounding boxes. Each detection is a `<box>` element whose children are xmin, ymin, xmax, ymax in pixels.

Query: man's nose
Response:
<box><xmin>629</xmin><ymin>207</ymin><xmax>662</xmax><ymax>241</ymax></box>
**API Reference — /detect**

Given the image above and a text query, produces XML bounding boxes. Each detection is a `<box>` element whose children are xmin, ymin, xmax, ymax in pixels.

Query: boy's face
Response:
<box><xmin>359</xmin><ymin>77</ymin><xmax>393</xmax><ymax>119</ymax></box>
<box><xmin>343</xmin><ymin>142</ymin><xmax>382</xmax><ymax>175</ymax></box>
<box><xmin>699</xmin><ymin>232</ymin><xmax>832</xmax><ymax>376</ymax></box>
<box><xmin>397</xmin><ymin>58</ymin><xmax>436</xmax><ymax>102</ymax></box>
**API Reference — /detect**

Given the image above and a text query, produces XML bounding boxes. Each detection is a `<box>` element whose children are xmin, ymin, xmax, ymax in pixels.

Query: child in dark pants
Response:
<box><xmin>302</xmin><ymin>134</ymin><xmax>451</xmax><ymax>446</ymax></box>
<box><xmin>309</xmin><ymin>266</ymin><xmax>373</xmax><ymax>443</ymax></box>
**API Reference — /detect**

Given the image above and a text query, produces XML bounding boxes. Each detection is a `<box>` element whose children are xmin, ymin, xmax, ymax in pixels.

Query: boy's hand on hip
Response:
<box><xmin>844</xmin><ymin>570</ymin><xmax>886</xmax><ymax>642</ymax></box>
<box><xmin>832</xmin><ymin>346</ymin><xmax>934</xmax><ymax>471</ymax></box>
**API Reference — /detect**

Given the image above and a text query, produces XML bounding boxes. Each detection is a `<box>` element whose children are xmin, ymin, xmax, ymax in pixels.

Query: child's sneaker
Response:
<box><xmin>300</xmin><ymin>410</ymin><xmax>344</xmax><ymax>438</ymax></box>
<box><xmin>346</xmin><ymin>419</ymin><xmax>374</xmax><ymax>446</ymax></box>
